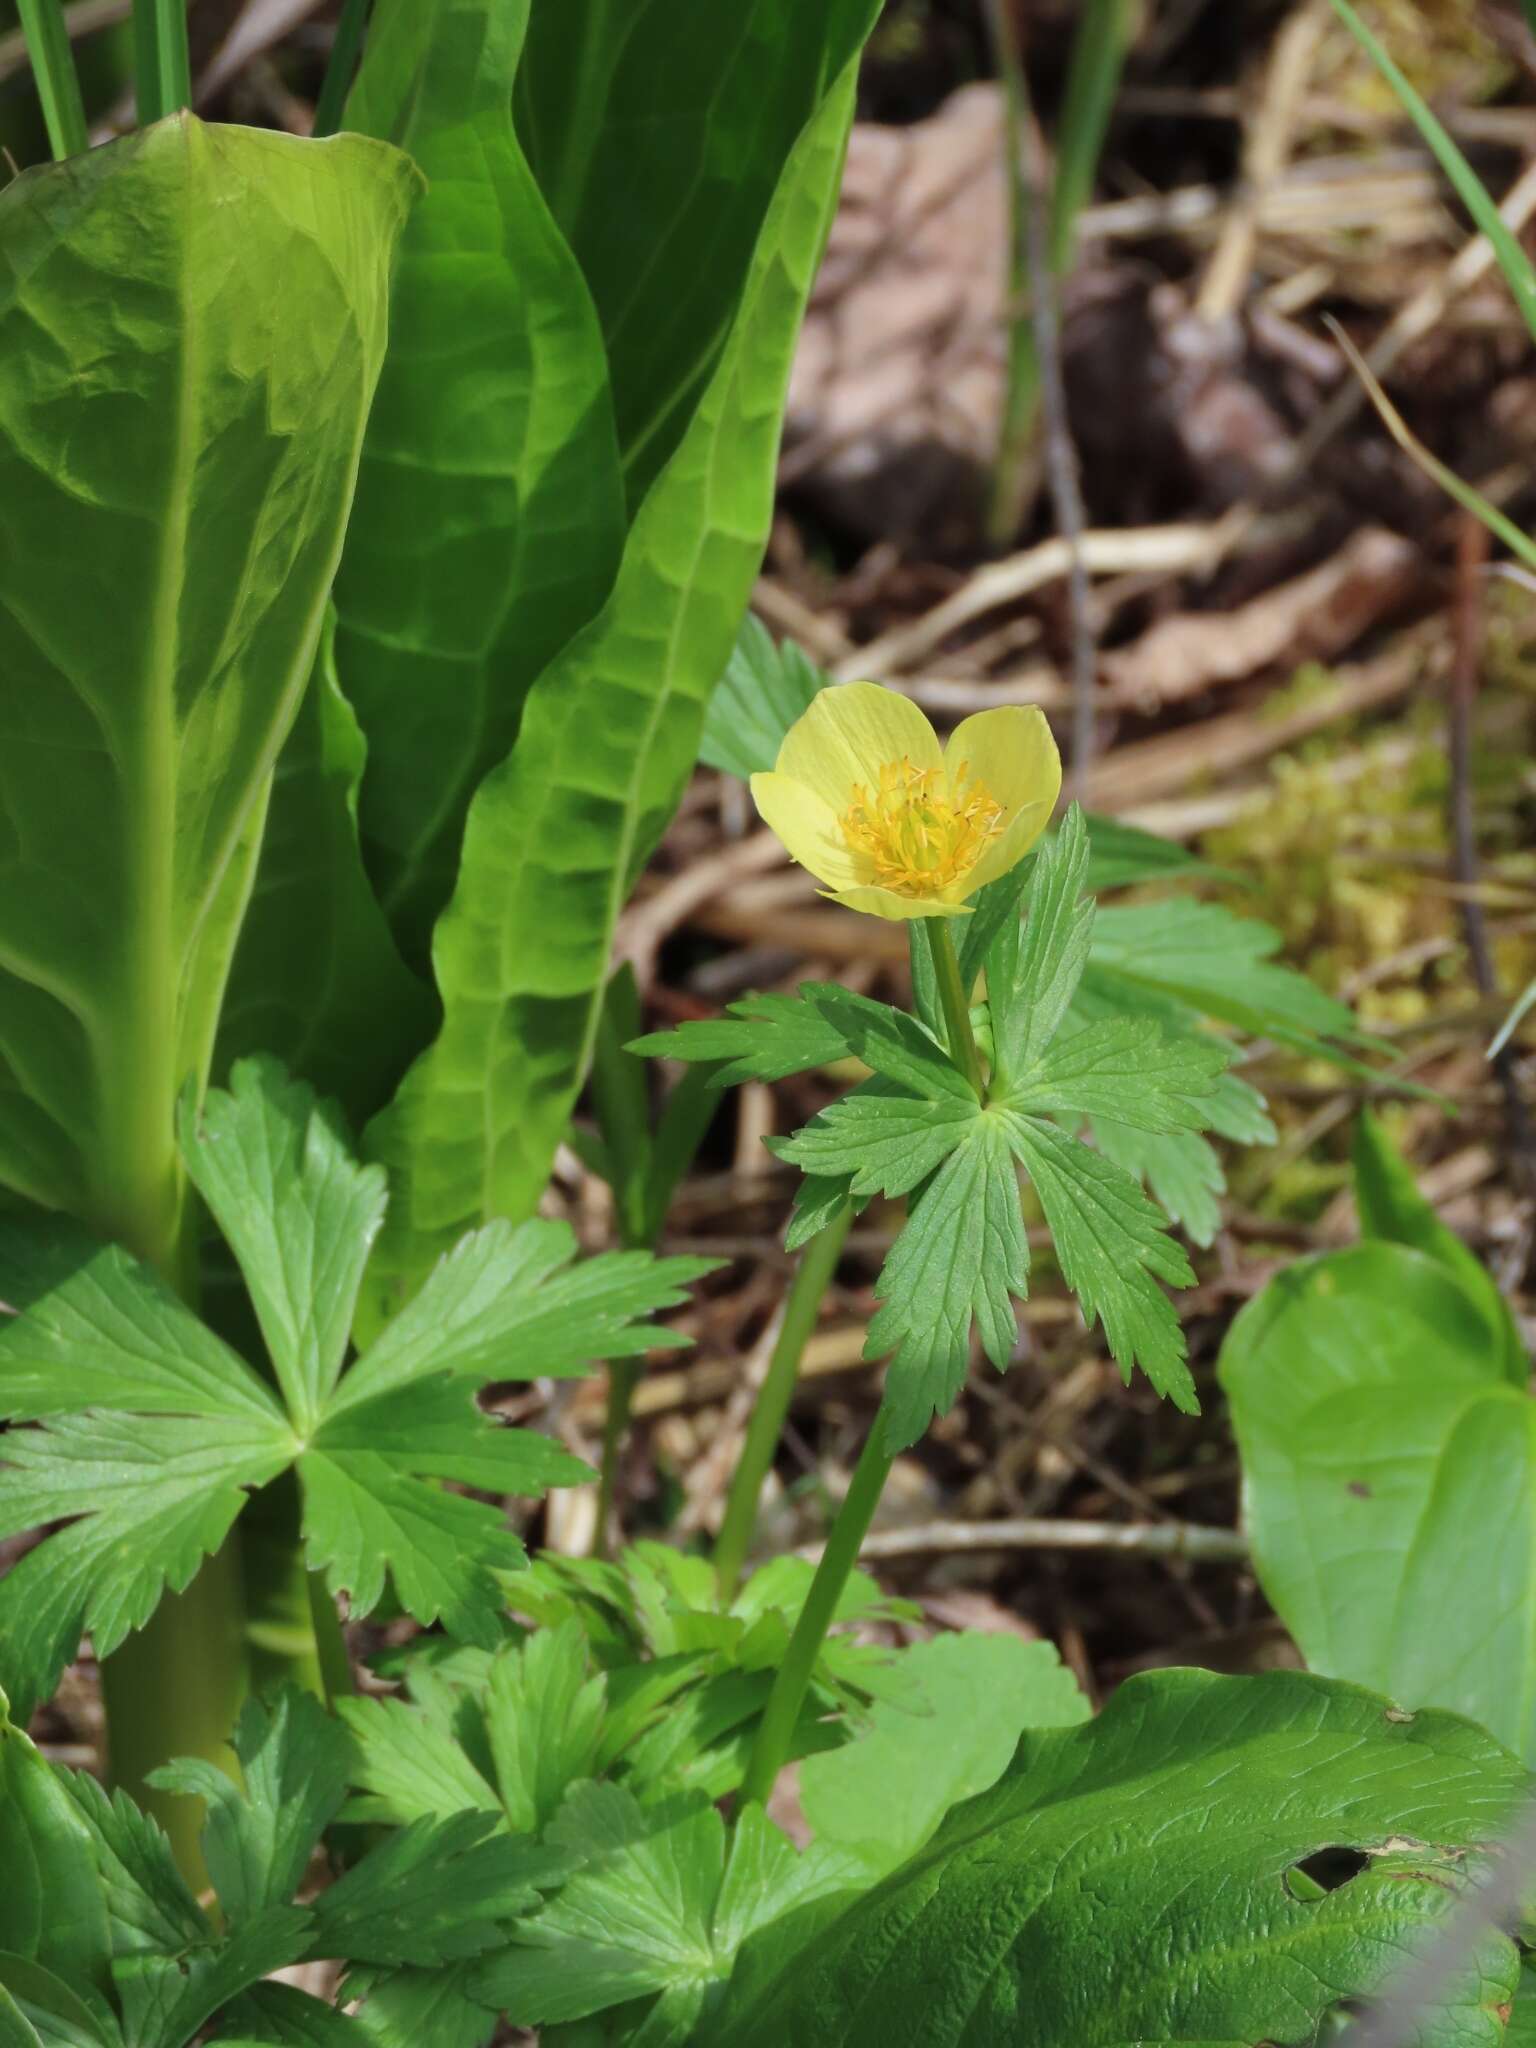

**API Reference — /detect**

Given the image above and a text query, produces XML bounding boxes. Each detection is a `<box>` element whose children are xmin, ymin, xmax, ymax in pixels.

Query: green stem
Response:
<box><xmin>714</xmin><ymin>1204</ymin><xmax>853</xmax><ymax>1605</ymax></box>
<box><xmin>133</xmin><ymin>0</ymin><xmax>189</xmax><ymax>124</ymax></box>
<box><xmin>1050</xmin><ymin>0</ymin><xmax>1133</xmax><ymax>275</ymax></box>
<box><xmin>241</xmin><ymin>1468</ymin><xmax>351</xmax><ymax>1705</ymax></box>
<box><xmin>930</xmin><ymin>920</ymin><xmax>986</xmax><ymax>1098</ymax></box>
<box><xmin>593</xmin><ymin>1356</ymin><xmax>642</xmax><ymax>1561</ymax></box>
<box><xmin>16</xmin><ymin>0</ymin><xmax>87</xmax><ymax>157</ymax></box>
<box><xmin>311</xmin><ymin>0</ymin><xmax>370</xmax><ymax>139</ymax></box>
<box><xmin>100</xmin><ymin>1539</ymin><xmax>247</xmax><ymax>1882</ymax></box>
<box><xmin>739</xmin><ymin>1408</ymin><xmax>896</xmax><ymax>1809</ymax></box>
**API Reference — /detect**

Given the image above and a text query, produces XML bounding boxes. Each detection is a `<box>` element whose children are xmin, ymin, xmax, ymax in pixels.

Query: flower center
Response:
<box><xmin>840</xmin><ymin>756</ymin><xmax>1005</xmax><ymax>897</ymax></box>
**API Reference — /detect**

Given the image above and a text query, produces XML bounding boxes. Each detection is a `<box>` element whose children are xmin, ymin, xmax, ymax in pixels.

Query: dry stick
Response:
<box><xmin>1196</xmin><ymin>0</ymin><xmax>1328</xmax><ymax>323</ymax></box>
<box><xmin>1449</xmin><ymin>512</ymin><xmax>1536</xmax><ymax>1194</ymax></box>
<box><xmin>1015</xmin><ymin>81</ymin><xmax>1097</xmax><ymax>787</ymax></box>
<box><xmin>803</xmin><ymin>1517</ymin><xmax>1250</xmax><ymax>1566</ymax></box>
<box><xmin>1294</xmin><ymin>154</ymin><xmax>1536</xmax><ymax>475</ymax></box>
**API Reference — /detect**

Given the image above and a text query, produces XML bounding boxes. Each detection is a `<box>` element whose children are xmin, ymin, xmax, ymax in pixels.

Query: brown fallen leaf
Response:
<box><xmin>1099</xmin><ymin>525</ymin><xmax>1422</xmax><ymax>712</ymax></box>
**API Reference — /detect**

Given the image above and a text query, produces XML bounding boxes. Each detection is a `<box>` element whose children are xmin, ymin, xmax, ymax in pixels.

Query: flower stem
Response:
<box><xmin>738</xmin><ymin>1404</ymin><xmax>896</xmax><ymax>1809</ymax></box>
<box><xmin>930</xmin><ymin>919</ymin><xmax>986</xmax><ymax>1097</ymax></box>
<box><xmin>714</xmin><ymin>1202</ymin><xmax>853</xmax><ymax>1605</ymax></box>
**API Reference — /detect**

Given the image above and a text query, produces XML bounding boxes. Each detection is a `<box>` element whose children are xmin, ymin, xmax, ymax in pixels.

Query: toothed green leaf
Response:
<box><xmin>867</xmin><ymin>1116</ymin><xmax>1030</xmax><ymax>1451</ymax></box>
<box><xmin>1004</xmin><ymin>1115</ymin><xmax>1197</xmax><ymax>1413</ymax></box>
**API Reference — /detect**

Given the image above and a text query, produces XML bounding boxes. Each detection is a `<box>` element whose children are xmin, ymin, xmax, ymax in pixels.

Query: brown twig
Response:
<box><xmin>802</xmin><ymin>1517</ymin><xmax>1250</xmax><ymax>1566</ymax></box>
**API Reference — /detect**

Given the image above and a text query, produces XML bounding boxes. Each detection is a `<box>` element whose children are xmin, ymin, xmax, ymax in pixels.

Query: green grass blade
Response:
<box><xmin>15</xmin><ymin>0</ymin><xmax>87</xmax><ymax>158</ymax></box>
<box><xmin>1329</xmin><ymin>317</ymin><xmax>1536</xmax><ymax>572</ymax></box>
<box><xmin>1329</xmin><ymin>0</ymin><xmax>1536</xmax><ymax>342</ymax></box>
<box><xmin>312</xmin><ymin>0</ymin><xmax>370</xmax><ymax>138</ymax></box>
<box><xmin>134</xmin><ymin>0</ymin><xmax>190</xmax><ymax>122</ymax></box>
<box><xmin>1051</xmin><ymin>0</ymin><xmax>1132</xmax><ymax>273</ymax></box>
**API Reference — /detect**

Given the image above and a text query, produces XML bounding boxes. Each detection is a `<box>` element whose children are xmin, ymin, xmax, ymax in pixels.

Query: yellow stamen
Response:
<box><xmin>840</xmin><ymin>756</ymin><xmax>1004</xmax><ymax>898</ymax></box>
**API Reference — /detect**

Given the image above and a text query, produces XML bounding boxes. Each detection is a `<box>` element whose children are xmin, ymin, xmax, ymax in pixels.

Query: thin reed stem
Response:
<box><xmin>312</xmin><ymin>0</ymin><xmax>370</xmax><ymax>139</ymax></box>
<box><xmin>133</xmin><ymin>0</ymin><xmax>190</xmax><ymax>125</ymax></box>
<box><xmin>16</xmin><ymin>0</ymin><xmax>88</xmax><ymax>157</ymax></box>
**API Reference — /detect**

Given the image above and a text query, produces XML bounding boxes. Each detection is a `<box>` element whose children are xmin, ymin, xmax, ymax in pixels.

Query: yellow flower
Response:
<box><xmin>750</xmin><ymin>683</ymin><xmax>1061</xmax><ymax>920</ymax></box>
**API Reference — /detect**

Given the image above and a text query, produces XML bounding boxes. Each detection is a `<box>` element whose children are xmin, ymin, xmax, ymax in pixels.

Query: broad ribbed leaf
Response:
<box><xmin>1221</xmin><ymin>1239</ymin><xmax>1536</xmax><ymax>1763</ymax></box>
<box><xmin>216</xmin><ymin>617</ymin><xmax>433</xmax><ymax>1126</ymax></box>
<box><xmin>714</xmin><ymin>1669</ymin><xmax>1529</xmax><ymax>2048</ymax></box>
<box><xmin>0</xmin><ymin>115</ymin><xmax>414</xmax><ymax>1257</ymax></box>
<box><xmin>367</xmin><ymin>30</ymin><xmax>877</xmax><ymax>1299</ymax></box>
<box><xmin>338</xmin><ymin>0</ymin><xmax>625</xmax><ymax>962</ymax></box>
<box><xmin>515</xmin><ymin>1</ymin><xmax>879</xmax><ymax>504</ymax></box>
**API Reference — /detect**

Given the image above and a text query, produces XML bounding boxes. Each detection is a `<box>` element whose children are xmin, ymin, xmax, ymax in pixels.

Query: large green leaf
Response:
<box><xmin>515</xmin><ymin>1</ymin><xmax>876</xmax><ymax>505</ymax></box>
<box><xmin>711</xmin><ymin>1668</ymin><xmax>1529</xmax><ymax>2047</ymax></box>
<box><xmin>336</xmin><ymin>0</ymin><xmax>625</xmax><ymax>966</ymax></box>
<box><xmin>366</xmin><ymin>24</ymin><xmax>878</xmax><ymax>1300</ymax></box>
<box><xmin>0</xmin><ymin>116</ymin><xmax>415</xmax><ymax>1263</ymax></box>
<box><xmin>797</xmin><ymin>1633</ymin><xmax>1089</xmax><ymax>1879</ymax></box>
<box><xmin>1220</xmin><ymin>1238</ymin><xmax>1536</xmax><ymax>1763</ymax></box>
<box><xmin>1353</xmin><ymin>1108</ymin><xmax>1527</xmax><ymax>1381</ymax></box>
<box><xmin>216</xmin><ymin>617</ymin><xmax>433</xmax><ymax>1127</ymax></box>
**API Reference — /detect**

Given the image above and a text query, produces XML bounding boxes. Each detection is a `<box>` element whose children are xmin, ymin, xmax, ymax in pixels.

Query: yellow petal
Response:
<box><xmin>944</xmin><ymin>705</ymin><xmax>1061</xmax><ymax>896</ymax></box>
<box><xmin>750</xmin><ymin>772</ymin><xmax>862</xmax><ymax>889</ymax></box>
<box><xmin>776</xmin><ymin>681</ymin><xmax>942</xmax><ymax>811</ymax></box>
<box><xmin>824</xmin><ymin>885</ymin><xmax>973</xmax><ymax>922</ymax></box>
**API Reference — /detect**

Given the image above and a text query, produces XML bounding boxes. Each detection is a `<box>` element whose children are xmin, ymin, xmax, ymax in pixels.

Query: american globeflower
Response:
<box><xmin>750</xmin><ymin>682</ymin><xmax>1062</xmax><ymax>920</ymax></box>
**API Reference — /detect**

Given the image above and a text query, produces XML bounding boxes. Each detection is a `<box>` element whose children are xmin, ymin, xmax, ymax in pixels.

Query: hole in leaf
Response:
<box><xmin>1284</xmin><ymin>1846</ymin><xmax>1371</xmax><ymax>1901</ymax></box>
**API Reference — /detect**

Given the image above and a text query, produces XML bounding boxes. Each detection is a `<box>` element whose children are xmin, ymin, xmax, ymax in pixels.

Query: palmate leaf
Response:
<box><xmin>767</xmin><ymin>1083</ymin><xmax>981</xmax><ymax>1200</ymax></box>
<box><xmin>147</xmin><ymin>1690</ymin><xmax>351</xmax><ymax>1923</ymax></box>
<box><xmin>473</xmin><ymin>1785</ymin><xmax>856</xmax><ymax>2044</ymax></box>
<box><xmin>310</xmin><ymin>1814</ymin><xmax>561</xmax><ymax>1969</ymax></box>
<box><xmin>711</xmin><ymin>1669</ymin><xmax>1530</xmax><ymax>2048</ymax></box>
<box><xmin>365</xmin><ymin>7</ymin><xmax>881</xmax><ymax>1304</ymax></box>
<box><xmin>629</xmin><ymin>994</ymin><xmax>852</xmax><ymax>1087</ymax></box>
<box><xmin>0</xmin><ymin>1062</ymin><xmax>704</xmax><ymax>1711</ymax></box>
<box><xmin>0</xmin><ymin>1689</ymin><xmax>540</xmax><ymax>2048</ymax></box>
<box><xmin>1004</xmin><ymin>1116</ymin><xmax>1197</xmax><ymax>1412</ymax></box>
<box><xmin>337</xmin><ymin>0</ymin><xmax>626</xmax><ymax>964</ymax></box>
<box><xmin>180</xmin><ymin>1062</ymin><xmax>388</xmax><ymax>1435</ymax></box>
<box><xmin>0</xmin><ymin>114</ymin><xmax>415</xmax><ymax>1249</ymax></box>
<box><xmin>1002</xmin><ymin>1014</ymin><xmax>1228</xmax><ymax>1132</ymax></box>
<box><xmin>867</xmin><ymin>1116</ymin><xmax>1030</xmax><ymax>1450</ymax></box>
<box><xmin>699</xmin><ymin>617</ymin><xmax>826</xmax><ymax>780</ymax></box>
<box><xmin>854</xmin><ymin>812</ymin><xmax>1209</xmax><ymax>1442</ymax></box>
<box><xmin>1087</xmin><ymin>897</ymin><xmax>1363</xmax><ymax>1059</ymax></box>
